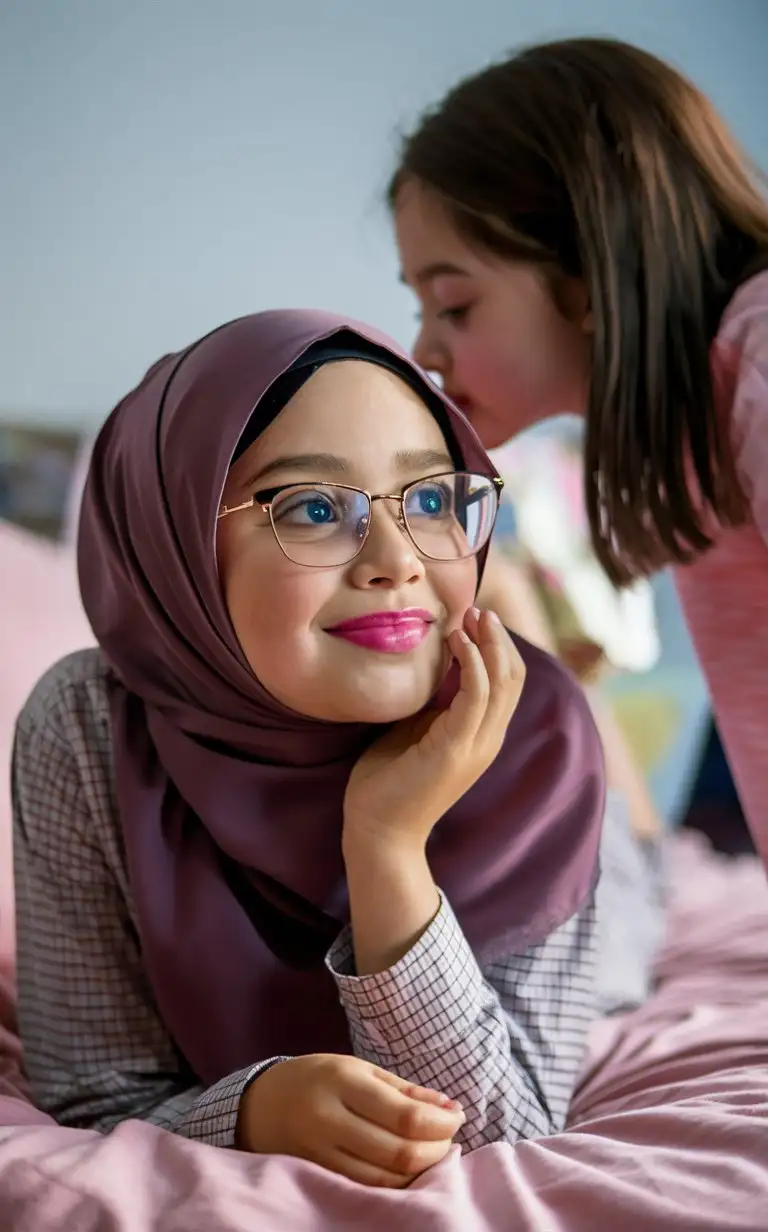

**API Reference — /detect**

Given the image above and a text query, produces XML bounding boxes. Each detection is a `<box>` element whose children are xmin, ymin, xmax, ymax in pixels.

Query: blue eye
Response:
<box><xmin>408</xmin><ymin>483</ymin><xmax>451</xmax><ymax>518</ymax></box>
<box><xmin>419</xmin><ymin>488</ymin><xmax>444</xmax><ymax>514</ymax></box>
<box><xmin>273</xmin><ymin>490</ymin><xmax>340</xmax><ymax>526</ymax></box>
<box><xmin>304</xmin><ymin>498</ymin><xmax>335</xmax><ymax>524</ymax></box>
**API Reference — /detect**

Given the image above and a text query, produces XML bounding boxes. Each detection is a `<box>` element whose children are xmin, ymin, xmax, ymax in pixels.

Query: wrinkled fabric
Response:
<box><xmin>0</xmin><ymin>835</ymin><xmax>766</xmax><ymax>1231</ymax></box>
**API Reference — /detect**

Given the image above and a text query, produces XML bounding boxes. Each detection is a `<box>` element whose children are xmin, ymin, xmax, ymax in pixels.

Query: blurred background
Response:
<box><xmin>2</xmin><ymin>0</ymin><xmax>767</xmax><ymax>843</ymax></box>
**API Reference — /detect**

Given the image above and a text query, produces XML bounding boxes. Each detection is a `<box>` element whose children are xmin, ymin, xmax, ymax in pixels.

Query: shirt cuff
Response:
<box><xmin>179</xmin><ymin>1059</ymin><xmax>285</xmax><ymax>1148</ymax></box>
<box><xmin>326</xmin><ymin>894</ymin><xmax>485</xmax><ymax>1062</ymax></box>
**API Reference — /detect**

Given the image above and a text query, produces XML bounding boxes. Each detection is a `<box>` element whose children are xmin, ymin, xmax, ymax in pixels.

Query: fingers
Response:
<box><xmin>296</xmin><ymin>1135</ymin><xmax>414</xmax><ymax>1190</ymax></box>
<box><xmin>474</xmin><ymin>608</ymin><xmax>526</xmax><ymax>737</ymax></box>
<box><xmin>344</xmin><ymin>1068</ymin><xmax>465</xmax><ymax>1144</ymax></box>
<box><xmin>391</xmin><ymin>1081</ymin><xmax>462</xmax><ymax>1113</ymax></box>
<box><xmin>442</xmin><ymin>604</ymin><xmax>525</xmax><ymax>747</ymax></box>
<box><xmin>333</xmin><ymin>1114</ymin><xmax>455</xmax><ymax>1179</ymax></box>
<box><xmin>441</xmin><ymin>607</ymin><xmax>525</xmax><ymax>755</ymax></box>
<box><xmin>443</xmin><ymin>616</ymin><xmax>490</xmax><ymax>741</ymax></box>
<box><xmin>372</xmin><ymin>1067</ymin><xmax>465</xmax><ymax>1118</ymax></box>
<box><xmin>462</xmin><ymin>604</ymin><xmax>482</xmax><ymax>646</ymax></box>
<box><xmin>311</xmin><ymin>1063</ymin><xmax>462</xmax><ymax>1184</ymax></box>
<box><xmin>332</xmin><ymin>1068</ymin><xmax>462</xmax><ymax>1181</ymax></box>
<box><xmin>326</xmin><ymin>1148</ymin><xmax>438</xmax><ymax>1189</ymax></box>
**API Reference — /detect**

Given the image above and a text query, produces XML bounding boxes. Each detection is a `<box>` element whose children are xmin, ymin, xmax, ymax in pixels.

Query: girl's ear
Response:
<box><xmin>553</xmin><ymin>274</ymin><xmax>593</xmax><ymax>332</ymax></box>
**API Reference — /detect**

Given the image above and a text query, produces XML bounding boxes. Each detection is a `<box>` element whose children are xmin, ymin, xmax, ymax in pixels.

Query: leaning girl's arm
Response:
<box><xmin>711</xmin><ymin>279</ymin><xmax>768</xmax><ymax>865</ymax></box>
<box><xmin>12</xmin><ymin>654</ymin><xmax>285</xmax><ymax>1146</ymax></box>
<box><xmin>721</xmin><ymin>283</ymin><xmax>768</xmax><ymax>537</ymax></box>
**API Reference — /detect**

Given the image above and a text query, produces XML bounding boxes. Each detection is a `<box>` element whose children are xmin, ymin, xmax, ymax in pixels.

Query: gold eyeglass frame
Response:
<box><xmin>217</xmin><ymin>472</ymin><xmax>504</xmax><ymax>567</ymax></box>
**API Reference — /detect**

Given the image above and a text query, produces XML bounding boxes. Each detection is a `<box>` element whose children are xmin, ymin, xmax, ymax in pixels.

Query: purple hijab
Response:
<box><xmin>78</xmin><ymin>310</ymin><xmax>604</xmax><ymax>1085</ymax></box>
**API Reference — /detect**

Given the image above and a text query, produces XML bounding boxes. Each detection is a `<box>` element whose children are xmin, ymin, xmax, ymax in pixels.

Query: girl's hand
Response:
<box><xmin>237</xmin><ymin>1054</ymin><xmax>465</xmax><ymax>1188</ymax></box>
<box><xmin>343</xmin><ymin>608</ymin><xmax>525</xmax><ymax>852</ymax></box>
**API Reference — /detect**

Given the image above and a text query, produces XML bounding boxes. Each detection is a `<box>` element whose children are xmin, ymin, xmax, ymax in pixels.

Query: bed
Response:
<box><xmin>1</xmin><ymin>521</ymin><xmax>767</xmax><ymax>1230</ymax></box>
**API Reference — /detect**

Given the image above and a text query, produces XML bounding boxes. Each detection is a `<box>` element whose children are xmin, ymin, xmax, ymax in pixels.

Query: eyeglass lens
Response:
<box><xmin>268</xmin><ymin>473</ymin><xmax>498</xmax><ymax>566</ymax></box>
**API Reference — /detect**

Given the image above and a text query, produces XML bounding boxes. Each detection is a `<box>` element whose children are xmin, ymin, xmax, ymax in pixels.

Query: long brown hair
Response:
<box><xmin>391</xmin><ymin>38</ymin><xmax>768</xmax><ymax>585</ymax></box>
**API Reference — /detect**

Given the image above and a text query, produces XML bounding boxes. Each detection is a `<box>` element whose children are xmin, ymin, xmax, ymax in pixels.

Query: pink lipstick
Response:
<box><xmin>327</xmin><ymin>609</ymin><xmax>435</xmax><ymax>654</ymax></box>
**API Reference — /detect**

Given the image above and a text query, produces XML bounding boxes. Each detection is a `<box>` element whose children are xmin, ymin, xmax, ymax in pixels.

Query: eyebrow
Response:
<box><xmin>399</xmin><ymin>261</ymin><xmax>470</xmax><ymax>286</ymax></box>
<box><xmin>247</xmin><ymin>448</ymin><xmax>455</xmax><ymax>487</ymax></box>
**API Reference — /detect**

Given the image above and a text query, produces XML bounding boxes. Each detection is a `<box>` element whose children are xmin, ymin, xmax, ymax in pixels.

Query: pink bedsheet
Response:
<box><xmin>0</xmin><ymin>834</ymin><xmax>766</xmax><ymax>1230</ymax></box>
<box><xmin>1</xmin><ymin>524</ymin><xmax>767</xmax><ymax>1227</ymax></box>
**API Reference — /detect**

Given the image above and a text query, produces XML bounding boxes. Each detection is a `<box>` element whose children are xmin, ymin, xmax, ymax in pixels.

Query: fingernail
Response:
<box><xmin>457</xmin><ymin>630</ymin><xmax>470</xmax><ymax>644</ymax></box>
<box><xmin>488</xmin><ymin>609</ymin><xmax>501</xmax><ymax>625</ymax></box>
<box><xmin>470</xmin><ymin>606</ymin><xmax>481</xmax><ymax>621</ymax></box>
<box><xmin>438</xmin><ymin>1095</ymin><xmax>464</xmax><ymax>1113</ymax></box>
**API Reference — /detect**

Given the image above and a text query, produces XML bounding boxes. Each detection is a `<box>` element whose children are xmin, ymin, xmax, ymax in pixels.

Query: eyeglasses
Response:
<box><xmin>217</xmin><ymin>471</ymin><xmax>503</xmax><ymax>568</ymax></box>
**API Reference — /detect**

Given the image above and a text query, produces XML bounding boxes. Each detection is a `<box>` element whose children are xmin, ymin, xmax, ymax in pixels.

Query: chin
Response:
<box><xmin>332</xmin><ymin>658</ymin><xmax>444</xmax><ymax>724</ymax></box>
<box><xmin>335</xmin><ymin>685</ymin><xmax>435</xmax><ymax>726</ymax></box>
<box><xmin>288</xmin><ymin>646</ymin><xmax>449</xmax><ymax>725</ymax></box>
<box><xmin>464</xmin><ymin>405</ymin><xmax>517</xmax><ymax>450</ymax></box>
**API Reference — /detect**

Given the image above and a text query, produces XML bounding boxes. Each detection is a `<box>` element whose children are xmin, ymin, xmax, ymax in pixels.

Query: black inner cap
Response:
<box><xmin>231</xmin><ymin>331</ymin><xmax>462</xmax><ymax>468</ymax></box>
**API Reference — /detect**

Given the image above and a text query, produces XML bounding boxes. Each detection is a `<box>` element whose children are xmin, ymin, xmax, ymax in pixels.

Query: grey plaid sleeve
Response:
<box><xmin>327</xmin><ymin>891</ymin><xmax>597</xmax><ymax>1149</ymax></box>
<box><xmin>11</xmin><ymin>653</ymin><xmax>281</xmax><ymax>1146</ymax></box>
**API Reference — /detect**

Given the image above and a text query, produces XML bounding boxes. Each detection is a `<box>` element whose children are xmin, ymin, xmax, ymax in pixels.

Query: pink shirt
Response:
<box><xmin>675</xmin><ymin>270</ymin><xmax>768</xmax><ymax>868</ymax></box>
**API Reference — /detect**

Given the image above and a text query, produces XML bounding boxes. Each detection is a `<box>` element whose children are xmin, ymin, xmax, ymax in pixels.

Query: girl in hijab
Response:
<box><xmin>12</xmin><ymin>310</ymin><xmax>604</xmax><ymax>1189</ymax></box>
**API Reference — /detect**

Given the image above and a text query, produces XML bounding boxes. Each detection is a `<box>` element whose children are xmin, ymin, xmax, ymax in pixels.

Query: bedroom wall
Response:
<box><xmin>2</xmin><ymin>0</ymin><xmax>767</xmax><ymax>428</ymax></box>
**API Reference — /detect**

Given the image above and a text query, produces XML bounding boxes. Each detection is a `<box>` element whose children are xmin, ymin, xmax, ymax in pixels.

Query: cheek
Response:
<box><xmin>222</xmin><ymin>550</ymin><xmax>332</xmax><ymax>676</ymax></box>
<box><xmin>452</xmin><ymin>332</ymin><xmax>538</xmax><ymax>441</ymax></box>
<box><xmin>451</xmin><ymin>323</ymin><xmax>529</xmax><ymax>407</ymax></box>
<box><xmin>454</xmin><ymin>306</ymin><xmax>589</xmax><ymax>431</ymax></box>
<box><xmin>428</xmin><ymin>559</ymin><xmax>478</xmax><ymax>623</ymax></box>
<box><xmin>465</xmin><ymin>336</ymin><xmax>522</xmax><ymax>403</ymax></box>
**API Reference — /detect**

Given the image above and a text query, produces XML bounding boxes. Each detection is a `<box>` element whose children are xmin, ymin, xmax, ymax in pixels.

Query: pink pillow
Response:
<box><xmin>0</xmin><ymin>521</ymin><xmax>93</xmax><ymax>969</ymax></box>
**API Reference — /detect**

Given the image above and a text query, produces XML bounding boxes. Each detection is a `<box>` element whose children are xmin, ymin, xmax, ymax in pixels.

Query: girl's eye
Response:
<box><xmin>407</xmin><ymin>482</ymin><xmax>453</xmax><ymax>518</ymax></box>
<box><xmin>436</xmin><ymin>305</ymin><xmax>471</xmax><ymax>324</ymax></box>
<box><xmin>273</xmin><ymin>490</ymin><xmax>341</xmax><ymax>525</ymax></box>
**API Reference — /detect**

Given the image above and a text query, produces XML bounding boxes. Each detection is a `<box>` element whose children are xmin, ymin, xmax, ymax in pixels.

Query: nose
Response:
<box><xmin>348</xmin><ymin>498</ymin><xmax>425</xmax><ymax>589</ymax></box>
<box><xmin>412</xmin><ymin>323</ymin><xmax>448</xmax><ymax>381</ymax></box>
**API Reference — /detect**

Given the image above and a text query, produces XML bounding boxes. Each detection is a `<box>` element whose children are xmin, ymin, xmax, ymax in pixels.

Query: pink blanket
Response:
<box><xmin>1</xmin><ymin>524</ymin><xmax>767</xmax><ymax>1227</ymax></box>
<box><xmin>1</xmin><ymin>834</ymin><xmax>766</xmax><ymax>1230</ymax></box>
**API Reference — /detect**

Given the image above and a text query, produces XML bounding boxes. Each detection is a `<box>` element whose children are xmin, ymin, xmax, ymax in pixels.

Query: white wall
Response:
<box><xmin>2</xmin><ymin>0</ymin><xmax>767</xmax><ymax>427</ymax></box>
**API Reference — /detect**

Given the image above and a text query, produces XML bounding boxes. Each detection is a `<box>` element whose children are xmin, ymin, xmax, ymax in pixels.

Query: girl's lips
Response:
<box><xmin>445</xmin><ymin>391</ymin><xmax>474</xmax><ymax>414</ymax></box>
<box><xmin>326</xmin><ymin>609</ymin><xmax>436</xmax><ymax>655</ymax></box>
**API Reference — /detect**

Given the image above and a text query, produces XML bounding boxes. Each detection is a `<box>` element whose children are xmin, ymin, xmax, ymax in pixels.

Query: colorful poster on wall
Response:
<box><xmin>0</xmin><ymin>424</ymin><xmax>83</xmax><ymax>541</ymax></box>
